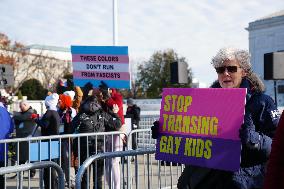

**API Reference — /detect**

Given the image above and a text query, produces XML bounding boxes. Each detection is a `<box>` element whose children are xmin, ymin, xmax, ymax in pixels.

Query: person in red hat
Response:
<box><xmin>58</xmin><ymin>94</ymin><xmax>76</xmax><ymax>134</ymax></box>
<box><xmin>58</xmin><ymin>94</ymin><xmax>77</xmax><ymax>188</ymax></box>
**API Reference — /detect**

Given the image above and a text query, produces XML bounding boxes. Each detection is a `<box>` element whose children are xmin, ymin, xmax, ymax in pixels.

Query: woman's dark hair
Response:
<box><xmin>80</xmin><ymin>95</ymin><xmax>101</xmax><ymax>114</ymax></box>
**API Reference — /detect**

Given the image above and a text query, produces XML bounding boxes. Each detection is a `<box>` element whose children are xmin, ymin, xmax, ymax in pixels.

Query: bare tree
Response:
<box><xmin>0</xmin><ymin>33</ymin><xmax>72</xmax><ymax>92</ymax></box>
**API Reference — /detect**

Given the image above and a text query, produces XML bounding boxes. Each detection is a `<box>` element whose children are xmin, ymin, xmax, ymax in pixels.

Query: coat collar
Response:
<box><xmin>210</xmin><ymin>78</ymin><xmax>254</xmax><ymax>101</ymax></box>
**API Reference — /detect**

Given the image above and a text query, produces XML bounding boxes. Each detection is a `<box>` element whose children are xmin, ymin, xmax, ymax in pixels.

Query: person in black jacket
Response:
<box><xmin>126</xmin><ymin>98</ymin><xmax>141</xmax><ymax>150</ymax></box>
<box><xmin>34</xmin><ymin>93</ymin><xmax>60</xmax><ymax>189</ymax></box>
<box><xmin>37</xmin><ymin>93</ymin><xmax>60</xmax><ymax>136</ymax></box>
<box><xmin>72</xmin><ymin>95</ymin><xmax>122</xmax><ymax>189</ymax></box>
<box><xmin>13</xmin><ymin>101</ymin><xmax>39</xmax><ymax>177</ymax></box>
<box><xmin>152</xmin><ymin>47</ymin><xmax>280</xmax><ymax>189</ymax></box>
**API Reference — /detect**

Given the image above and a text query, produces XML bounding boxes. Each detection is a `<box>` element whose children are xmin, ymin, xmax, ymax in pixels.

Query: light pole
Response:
<box><xmin>113</xmin><ymin>0</ymin><xmax>118</xmax><ymax>46</ymax></box>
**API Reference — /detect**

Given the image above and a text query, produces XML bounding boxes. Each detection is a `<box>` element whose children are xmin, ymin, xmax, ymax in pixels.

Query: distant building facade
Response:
<box><xmin>26</xmin><ymin>44</ymin><xmax>71</xmax><ymax>60</ymax></box>
<box><xmin>24</xmin><ymin>45</ymin><xmax>72</xmax><ymax>88</ymax></box>
<box><xmin>247</xmin><ymin>10</ymin><xmax>284</xmax><ymax>106</ymax></box>
<box><xmin>0</xmin><ymin>44</ymin><xmax>72</xmax><ymax>90</ymax></box>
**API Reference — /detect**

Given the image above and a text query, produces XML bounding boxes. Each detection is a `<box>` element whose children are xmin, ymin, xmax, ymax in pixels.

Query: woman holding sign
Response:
<box><xmin>153</xmin><ymin>47</ymin><xmax>280</xmax><ymax>189</ymax></box>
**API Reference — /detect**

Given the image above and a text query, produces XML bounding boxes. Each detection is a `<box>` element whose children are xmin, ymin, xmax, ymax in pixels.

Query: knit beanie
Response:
<box><xmin>63</xmin><ymin>90</ymin><xmax>75</xmax><ymax>101</ymax></box>
<box><xmin>45</xmin><ymin>93</ymin><xmax>59</xmax><ymax>111</ymax></box>
<box><xmin>127</xmin><ymin>98</ymin><xmax>134</xmax><ymax>106</ymax></box>
<box><xmin>59</xmin><ymin>94</ymin><xmax>72</xmax><ymax>109</ymax></box>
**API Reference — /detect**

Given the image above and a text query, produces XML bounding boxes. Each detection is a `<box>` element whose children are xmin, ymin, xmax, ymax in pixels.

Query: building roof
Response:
<box><xmin>246</xmin><ymin>9</ymin><xmax>284</xmax><ymax>31</ymax></box>
<box><xmin>25</xmin><ymin>44</ymin><xmax>70</xmax><ymax>52</ymax></box>
<box><xmin>256</xmin><ymin>10</ymin><xmax>284</xmax><ymax>21</ymax></box>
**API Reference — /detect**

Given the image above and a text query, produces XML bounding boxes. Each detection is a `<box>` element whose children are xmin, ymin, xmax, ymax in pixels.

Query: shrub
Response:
<box><xmin>19</xmin><ymin>79</ymin><xmax>48</xmax><ymax>100</ymax></box>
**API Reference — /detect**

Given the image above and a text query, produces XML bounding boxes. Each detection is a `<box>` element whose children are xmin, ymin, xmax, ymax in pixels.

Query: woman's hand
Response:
<box><xmin>112</xmin><ymin>104</ymin><xmax>119</xmax><ymax>114</ymax></box>
<box><xmin>239</xmin><ymin>124</ymin><xmax>260</xmax><ymax>149</ymax></box>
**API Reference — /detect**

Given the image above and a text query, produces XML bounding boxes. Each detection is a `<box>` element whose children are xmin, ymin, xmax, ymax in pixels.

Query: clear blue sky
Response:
<box><xmin>1</xmin><ymin>0</ymin><xmax>284</xmax><ymax>86</ymax></box>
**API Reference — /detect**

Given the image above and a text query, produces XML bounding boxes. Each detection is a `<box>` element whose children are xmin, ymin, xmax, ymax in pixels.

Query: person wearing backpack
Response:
<box><xmin>72</xmin><ymin>95</ymin><xmax>121</xmax><ymax>189</ymax></box>
<box><xmin>126</xmin><ymin>98</ymin><xmax>141</xmax><ymax>150</ymax></box>
<box><xmin>98</xmin><ymin>81</ymin><xmax>125</xmax><ymax>189</ymax></box>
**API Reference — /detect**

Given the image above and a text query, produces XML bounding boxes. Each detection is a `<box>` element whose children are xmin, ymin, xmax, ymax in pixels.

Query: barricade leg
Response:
<box><xmin>40</xmin><ymin>169</ymin><xmax>44</xmax><ymax>189</ymax></box>
<box><xmin>80</xmin><ymin>142</ymin><xmax>89</xmax><ymax>189</ymax></box>
<box><xmin>43</xmin><ymin>165</ymin><xmax>58</xmax><ymax>189</ymax></box>
<box><xmin>61</xmin><ymin>140</ymin><xmax>70</xmax><ymax>186</ymax></box>
<box><xmin>94</xmin><ymin>159</ymin><xmax>104</xmax><ymax>189</ymax></box>
<box><xmin>17</xmin><ymin>171</ymin><xmax>23</xmax><ymax>189</ymax></box>
<box><xmin>105</xmin><ymin>135</ymin><xmax>123</xmax><ymax>189</ymax></box>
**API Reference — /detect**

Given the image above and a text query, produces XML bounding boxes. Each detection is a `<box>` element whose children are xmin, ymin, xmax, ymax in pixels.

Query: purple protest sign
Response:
<box><xmin>155</xmin><ymin>88</ymin><xmax>246</xmax><ymax>172</ymax></box>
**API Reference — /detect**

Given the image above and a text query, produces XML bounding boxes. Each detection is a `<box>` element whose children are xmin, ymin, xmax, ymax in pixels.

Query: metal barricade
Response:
<box><xmin>0</xmin><ymin>161</ymin><xmax>65</xmax><ymax>189</ymax></box>
<box><xmin>0</xmin><ymin>115</ymin><xmax>182</xmax><ymax>189</ymax></box>
<box><xmin>75</xmin><ymin>149</ymin><xmax>156</xmax><ymax>189</ymax></box>
<box><xmin>127</xmin><ymin>129</ymin><xmax>155</xmax><ymax>150</ymax></box>
<box><xmin>75</xmin><ymin>148</ymin><xmax>184</xmax><ymax>189</ymax></box>
<box><xmin>129</xmin><ymin>115</ymin><xmax>159</xmax><ymax>150</ymax></box>
<box><xmin>0</xmin><ymin>131</ymin><xmax>127</xmax><ymax>189</ymax></box>
<box><xmin>139</xmin><ymin>115</ymin><xmax>159</xmax><ymax>130</ymax></box>
<box><xmin>127</xmin><ymin>129</ymin><xmax>185</xmax><ymax>189</ymax></box>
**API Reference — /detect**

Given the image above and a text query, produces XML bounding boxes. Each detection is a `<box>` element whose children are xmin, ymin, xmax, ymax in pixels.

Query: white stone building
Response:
<box><xmin>25</xmin><ymin>44</ymin><xmax>71</xmax><ymax>60</ymax></box>
<box><xmin>24</xmin><ymin>44</ymin><xmax>72</xmax><ymax>87</ymax></box>
<box><xmin>247</xmin><ymin>10</ymin><xmax>284</xmax><ymax>107</ymax></box>
<box><xmin>0</xmin><ymin>44</ymin><xmax>72</xmax><ymax>90</ymax></box>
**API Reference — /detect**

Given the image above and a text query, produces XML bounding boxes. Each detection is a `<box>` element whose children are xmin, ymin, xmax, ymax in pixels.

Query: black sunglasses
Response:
<box><xmin>215</xmin><ymin>66</ymin><xmax>240</xmax><ymax>74</ymax></box>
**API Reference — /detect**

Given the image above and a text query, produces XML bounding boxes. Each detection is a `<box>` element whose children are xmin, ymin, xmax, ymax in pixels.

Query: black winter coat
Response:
<box><xmin>37</xmin><ymin>110</ymin><xmax>60</xmax><ymax>136</ymax></box>
<box><xmin>178</xmin><ymin>77</ymin><xmax>280</xmax><ymax>189</ymax></box>
<box><xmin>126</xmin><ymin>104</ymin><xmax>141</xmax><ymax>127</ymax></box>
<box><xmin>72</xmin><ymin>96</ymin><xmax>122</xmax><ymax>153</ymax></box>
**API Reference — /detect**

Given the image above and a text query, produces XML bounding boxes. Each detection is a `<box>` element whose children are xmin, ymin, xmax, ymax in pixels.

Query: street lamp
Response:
<box><xmin>113</xmin><ymin>0</ymin><xmax>118</xmax><ymax>46</ymax></box>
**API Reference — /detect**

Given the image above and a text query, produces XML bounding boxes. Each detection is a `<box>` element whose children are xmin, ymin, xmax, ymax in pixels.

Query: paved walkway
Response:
<box><xmin>5</xmin><ymin>156</ymin><xmax>181</xmax><ymax>189</ymax></box>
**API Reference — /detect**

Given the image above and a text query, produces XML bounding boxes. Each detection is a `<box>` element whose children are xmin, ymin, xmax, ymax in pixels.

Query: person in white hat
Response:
<box><xmin>63</xmin><ymin>90</ymin><xmax>75</xmax><ymax>101</ymax></box>
<box><xmin>32</xmin><ymin>93</ymin><xmax>60</xmax><ymax>189</ymax></box>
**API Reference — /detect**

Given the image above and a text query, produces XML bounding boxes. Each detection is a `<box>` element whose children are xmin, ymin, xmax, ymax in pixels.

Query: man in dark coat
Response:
<box><xmin>13</xmin><ymin>101</ymin><xmax>39</xmax><ymax>177</ymax></box>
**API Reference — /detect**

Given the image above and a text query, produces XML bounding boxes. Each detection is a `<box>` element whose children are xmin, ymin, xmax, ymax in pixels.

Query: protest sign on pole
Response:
<box><xmin>155</xmin><ymin>88</ymin><xmax>246</xmax><ymax>171</ymax></box>
<box><xmin>71</xmin><ymin>46</ymin><xmax>130</xmax><ymax>89</ymax></box>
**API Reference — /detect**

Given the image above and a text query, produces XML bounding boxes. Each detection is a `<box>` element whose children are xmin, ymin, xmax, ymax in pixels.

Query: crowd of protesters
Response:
<box><xmin>0</xmin><ymin>80</ymin><xmax>138</xmax><ymax>189</ymax></box>
<box><xmin>1</xmin><ymin>47</ymin><xmax>284</xmax><ymax>189</ymax></box>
